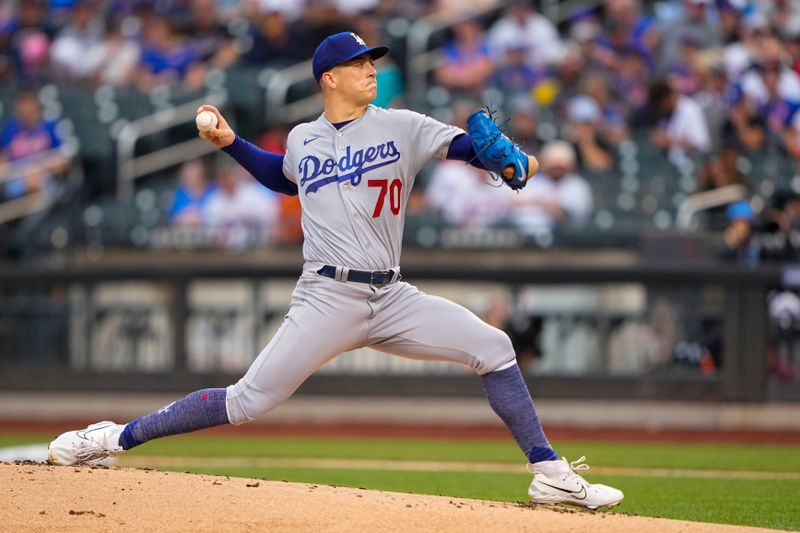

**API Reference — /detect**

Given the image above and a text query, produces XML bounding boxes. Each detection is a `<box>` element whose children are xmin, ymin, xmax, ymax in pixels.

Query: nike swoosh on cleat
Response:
<box><xmin>303</xmin><ymin>136</ymin><xmax>319</xmax><ymax>145</ymax></box>
<box><xmin>537</xmin><ymin>481</ymin><xmax>588</xmax><ymax>500</ymax></box>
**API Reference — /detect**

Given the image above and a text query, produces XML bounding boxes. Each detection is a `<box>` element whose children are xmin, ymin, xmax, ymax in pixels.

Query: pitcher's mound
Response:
<box><xmin>0</xmin><ymin>463</ymin><xmax>771</xmax><ymax>532</ymax></box>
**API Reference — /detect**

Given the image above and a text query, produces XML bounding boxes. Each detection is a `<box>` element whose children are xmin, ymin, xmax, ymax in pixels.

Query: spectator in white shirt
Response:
<box><xmin>83</xmin><ymin>19</ymin><xmax>141</xmax><ymax>86</ymax></box>
<box><xmin>739</xmin><ymin>36</ymin><xmax>800</xmax><ymax>107</ymax></box>
<box><xmin>647</xmin><ymin>79</ymin><xmax>711</xmax><ymax>167</ymax></box>
<box><xmin>257</xmin><ymin>0</ymin><xmax>305</xmax><ymax>21</ymax></box>
<box><xmin>756</xmin><ymin>0</ymin><xmax>800</xmax><ymax>38</ymax></box>
<box><xmin>508</xmin><ymin>140</ymin><xmax>593</xmax><ymax>236</ymax></box>
<box><xmin>487</xmin><ymin>0</ymin><xmax>562</xmax><ymax>68</ymax></box>
<box><xmin>723</xmin><ymin>13</ymin><xmax>769</xmax><ymax>80</ymax></box>
<box><xmin>50</xmin><ymin>0</ymin><xmax>105</xmax><ymax>80</ymax></box>
<box><xmin>425</xmin><ymin>160</ymin><xmax>511</xmax><ymax>229</ymax></box>
<box><xmin>203</xmin><ymin>162</ymin><xmax>279</xmax><ymax>250</ymax></box>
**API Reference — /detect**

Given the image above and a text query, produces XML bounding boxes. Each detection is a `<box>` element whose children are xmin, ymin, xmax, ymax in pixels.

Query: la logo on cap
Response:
<box><xmin>351</xmin><ymin>33</ymin><xmax>366</xmax><ymax>46</ymax></box>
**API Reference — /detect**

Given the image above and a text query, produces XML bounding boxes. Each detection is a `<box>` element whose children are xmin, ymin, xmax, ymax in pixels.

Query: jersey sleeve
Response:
<box><xmin>394</xmin><ymin>109</ymin><xmax>464</xmax><ymax>174</ymax></box>
<box><xmin>222</xmin><ymin>135</ymin><xmax>298</xmax><ymax>196</ymax></box>
<box><xmin>282</xmin><ymin>128</ymin><xmax>299</xmax><ymax>184</ymax></box>
<box><xmin>445</xmin><ymin>133</ymin><xmax>488</xmax><ymax>170</ymax></box>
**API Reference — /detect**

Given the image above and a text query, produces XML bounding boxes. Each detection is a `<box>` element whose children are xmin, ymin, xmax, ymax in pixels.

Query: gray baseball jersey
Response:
<box><xmin>281</xmin><ymin>105</ymin><xmax>462</xmax><ymax>270</ymax></box>
<box><xmin>225</xmin><ymin>105</ymin><xmax>515</xmax><ymax>424</ymax></box>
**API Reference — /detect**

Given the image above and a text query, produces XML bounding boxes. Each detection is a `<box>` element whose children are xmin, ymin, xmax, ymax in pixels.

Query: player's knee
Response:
<box><xmin>475</xmin><ymin>327</ymin><xmax>515</xmax><ymax>374</ymax></box>
<box><xmin>225</xmin><ymin>381</ymin><xmax>284</xmax><ymax>425</ymax></box>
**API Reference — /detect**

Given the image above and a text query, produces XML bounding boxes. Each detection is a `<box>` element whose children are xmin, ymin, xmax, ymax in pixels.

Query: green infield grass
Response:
<box><xmin>2</xmin><ymin>433</ymin><xmax>798</xmax><ymax>531</ymax></box>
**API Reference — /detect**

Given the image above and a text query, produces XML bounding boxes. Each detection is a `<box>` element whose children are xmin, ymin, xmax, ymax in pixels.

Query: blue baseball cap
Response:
<box><xmin>312</xmin><ymin>32</ymin><xmax>389</xmax><ymax>82</ymax></box>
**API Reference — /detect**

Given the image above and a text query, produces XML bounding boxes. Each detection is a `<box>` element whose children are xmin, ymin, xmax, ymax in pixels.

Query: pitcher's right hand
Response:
<box><xmin>196</xmin><ymin>104</ymin><xmax>235</xmax><ymax>149</ymax></box>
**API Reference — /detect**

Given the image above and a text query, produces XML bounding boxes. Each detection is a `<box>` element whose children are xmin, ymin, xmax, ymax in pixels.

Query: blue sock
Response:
<box><xmin>480</xmin><ymin>364</ymin><xmax>558</xmax><ymax>464</ymax></box>
<box><xmin>118</xmin><ymin>388</ymin><xmax>229</xmax><ymax>450</ymax></box>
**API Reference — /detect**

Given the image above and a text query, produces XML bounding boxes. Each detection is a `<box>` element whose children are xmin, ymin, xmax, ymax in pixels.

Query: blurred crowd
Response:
<box><xmin>165</xmin><ymin>149</ymin><xmax>300</xmax><ymax>251</ymax></box>
<box><xmin>3</xmin><ymin>0</ymin><xmax>800</xmax><ymax>261</ymax></box>
<box><xmin>0</xmin><ymin>0</ymin><xmax>451</xmax><ymax>89</ymax></box>
<box><xmin>423</xmin><ymin>0</ymin><xmax>800</xmax><ymax>265</ymax></box>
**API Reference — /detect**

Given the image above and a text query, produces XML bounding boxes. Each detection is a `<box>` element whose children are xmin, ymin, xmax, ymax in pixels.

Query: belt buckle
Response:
<box><xmin>370</xmin><ymin>270</ymin><xmax>390</xmax><ymax>287</ymax></box>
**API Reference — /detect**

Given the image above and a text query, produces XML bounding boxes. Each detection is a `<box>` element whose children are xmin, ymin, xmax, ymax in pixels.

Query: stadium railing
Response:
<box><xmin>0</xmin><ymin>141</ymin><xmax>81</xmax><ymax>224</ymax></box>
<box><xmin>264</xmin><ymin>59</ymin><xmax>324</xmax><ymax>126</ymax></box>
<box><xmin>115</xmin><ymin>92</ymin><xmax>228</xmax><ymax>201</ymax></box>
<box><xmin>676</xmin><ymin>184</ymin><xmax>749</xmax><ymax>230</ymax></box>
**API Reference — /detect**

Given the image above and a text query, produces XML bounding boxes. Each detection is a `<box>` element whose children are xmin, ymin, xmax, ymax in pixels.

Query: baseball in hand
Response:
<box><xmin>195</xmin><ymin>110</ymin><xmax>218</xmax><ymax>131</ymax></box>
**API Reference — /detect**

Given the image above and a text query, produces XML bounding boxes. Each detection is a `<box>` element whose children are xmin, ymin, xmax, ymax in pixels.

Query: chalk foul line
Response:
<box><xmin>116</xmin><ymin>456</ymin><xmax>800</xmax><ymax>480</ymax></box>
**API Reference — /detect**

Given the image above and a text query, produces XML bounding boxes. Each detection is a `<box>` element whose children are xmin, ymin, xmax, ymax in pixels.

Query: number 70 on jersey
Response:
<box><xmin>368</xmin><ymin>178</ymin><xmax>402</xmax><ymax>218</ymax></box>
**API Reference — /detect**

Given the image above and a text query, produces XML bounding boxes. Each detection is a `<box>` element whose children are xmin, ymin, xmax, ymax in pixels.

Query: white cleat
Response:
<box><xmin>47</xmin><ymin>421</ymin><xmax>126</xmax><ymax>466</ymax></box>
<box><xmin>528</xmin><ymin>456</ymin><xmax>624</xmax><ymax>510</ymax></box>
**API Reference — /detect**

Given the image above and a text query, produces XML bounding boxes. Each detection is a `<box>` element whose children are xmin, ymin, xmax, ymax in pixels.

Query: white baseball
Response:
<box><xmin>195</xmin><ymin>110</ymin><xmax>218</xmax><ymax>131</ymax></box>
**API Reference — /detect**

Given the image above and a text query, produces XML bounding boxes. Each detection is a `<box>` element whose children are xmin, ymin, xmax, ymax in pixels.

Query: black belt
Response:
<box><xmin>317</xmin><ymin>265</ymin><xmax>397</xmax><ymax>287</ymax></box>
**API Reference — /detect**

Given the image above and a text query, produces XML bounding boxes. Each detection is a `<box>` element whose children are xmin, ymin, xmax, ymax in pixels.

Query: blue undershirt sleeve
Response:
<box><xmin>221</xmin><ymin>135</ymin><xmax>298</xmax><ymax>196</ymax></box>
<box><xmin>445</xmin><ymin>133</ymin><xmax>488</xmax><ymax>170</ymax></box>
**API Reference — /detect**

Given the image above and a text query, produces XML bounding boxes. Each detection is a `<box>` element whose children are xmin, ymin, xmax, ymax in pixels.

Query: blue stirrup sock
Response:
<box><xmin>118</xmin><ymin>388</ymin><xmax>230</xmax><ymax>450</ymax></box>
<box><xmin>118</xmin><ymin>368</ymin><xmax>557</xmax><ymax>464</ymax></box>
<box><xmin>480</xmin><ymin>364</ymin><xmax>559</xmax><ymax>464</ymax></box>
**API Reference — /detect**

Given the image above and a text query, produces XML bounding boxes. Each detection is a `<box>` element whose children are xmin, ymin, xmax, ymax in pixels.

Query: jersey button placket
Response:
<box><xmin>335</xmin><ymin>140</ymin><xmax>347</xmax><ymax>191</ymax></box>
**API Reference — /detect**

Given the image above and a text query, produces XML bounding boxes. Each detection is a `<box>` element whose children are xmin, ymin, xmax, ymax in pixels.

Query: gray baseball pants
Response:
<box><xmin>225</xmin><ymin>262</ymin><xmax>515</xmax><ymax>424</ymax></box>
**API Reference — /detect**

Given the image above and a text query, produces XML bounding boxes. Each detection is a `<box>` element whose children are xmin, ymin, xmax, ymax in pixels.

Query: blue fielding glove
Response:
<box><xmin>467</xmin><ymin>106</ymin><xmax>529</xmax><ymax>190</ymax></box>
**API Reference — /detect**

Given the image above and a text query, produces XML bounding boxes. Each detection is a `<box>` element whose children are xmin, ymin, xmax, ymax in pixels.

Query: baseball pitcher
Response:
<box><xmin>49</xmin><ymin>32</ymin><xmax>623</xmax><ymax>510</ymax></box>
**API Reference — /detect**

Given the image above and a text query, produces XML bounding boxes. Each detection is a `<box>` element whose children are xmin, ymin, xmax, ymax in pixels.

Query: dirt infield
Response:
<box><xmin>0</xmin><ymin>463</ymin><xmax>782</xmax><ymax>533</ymax></box>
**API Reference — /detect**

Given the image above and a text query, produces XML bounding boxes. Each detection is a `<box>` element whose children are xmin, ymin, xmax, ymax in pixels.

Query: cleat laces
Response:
<box><xmin>526</xmin><ymin>455</ymin><xmax>592</xmax><ymax>477</ymax></box>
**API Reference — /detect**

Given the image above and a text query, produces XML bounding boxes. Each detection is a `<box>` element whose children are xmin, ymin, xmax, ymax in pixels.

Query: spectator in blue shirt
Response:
<box><xmin>490</xmin><ymin>43</ymin><xmax>546</xmax><ymax>99</ymax></box>
<box><xmin>138</xmin><ymin>16</ymin><xmax>204</xmax><ymax>90</ymax></box>
<box><xmin>0</xmin><ymin>89</ymin><xmax>67</xmax><ymax>200</ymax></box>
<box><xmin>602</xmin><ymin>0</ymin><xmax>659</xmax><ymax>68</ymax></box>
<box><xmin>170</xmin><ymin>159</ymin><xmax>216</xmax><ymax>227</ymax></box>
<box><xmin>723</xmin><ymin>200</ymin><xmax>760</xmax><ymax>267</ymax></box>
<box><xmin>1</xmin><ymin>0</ymin><xmax>56</xmax><ymax>81</ymax></box>
<box><xmin>435</xmin><ymin>18</ymin><xmax>495</xmax><ymax>96</ymax></box>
